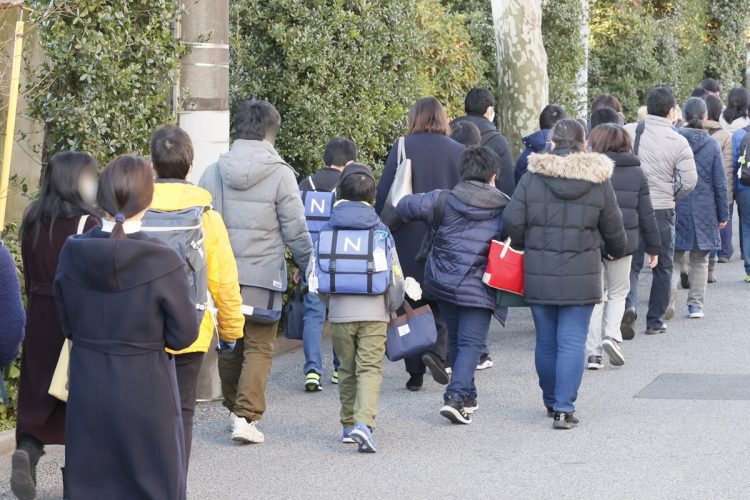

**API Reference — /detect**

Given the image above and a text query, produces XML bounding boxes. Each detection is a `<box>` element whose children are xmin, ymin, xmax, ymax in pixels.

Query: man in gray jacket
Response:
<box><xmin>622</xmin><ymin>86</ymin><xmax>698</xmax><ymax>336</ymax></box>
<box><xmin>200</xmin><ymin>99</ymin><xmax>312</xmax><ymax>444</ymax></box>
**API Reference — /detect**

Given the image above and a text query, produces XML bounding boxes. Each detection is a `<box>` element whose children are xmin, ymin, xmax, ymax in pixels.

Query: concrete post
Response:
<box><xmin>178</xmin><ymin>0</ymin><xmax>230</xmax><ymax>401</ymax></box>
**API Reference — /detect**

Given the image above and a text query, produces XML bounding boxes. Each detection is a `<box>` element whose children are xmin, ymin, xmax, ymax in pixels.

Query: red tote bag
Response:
<box><xmin>482</xmin><ymin>238</ymin><xmax>525</xmax><ymax>295</ymax></box>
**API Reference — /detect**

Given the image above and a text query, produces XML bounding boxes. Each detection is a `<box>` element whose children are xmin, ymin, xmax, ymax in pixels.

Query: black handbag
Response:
<box><xmin>282</xmin><ymin>284</ymin><xmax>305</xmax><ymax>340</ymax></box>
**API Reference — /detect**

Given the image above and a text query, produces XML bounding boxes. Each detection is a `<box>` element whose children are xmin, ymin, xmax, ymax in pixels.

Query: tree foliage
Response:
<box><xmin>705</xmin><ymin>0</ymin><xmax>750</xmax><ymax>89</ymax></box>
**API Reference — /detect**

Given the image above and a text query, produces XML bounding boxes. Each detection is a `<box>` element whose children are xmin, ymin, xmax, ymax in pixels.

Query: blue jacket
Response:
<box><xmin>0</xmin><ymin>242</ymin><xmax>24</xmax><ymax>368</ymax></box>
<box><xmin>732</xmin><ymin>126</ymin><xmax>750</xmax><ymax>195</ymax></box>
<box><xmin>514</xmin><ymin>129</ymin><xmax>549</xmax><ymax>184</ymax></box>
<box><xmin>397</xmin><ymin>181</ymin><xmax>508</xmax><ymax>311</ymax></box>
<box><xmin>676</xmin><ymin>129</ymin><xmax>730</xmax><ymax>251</ymax></box>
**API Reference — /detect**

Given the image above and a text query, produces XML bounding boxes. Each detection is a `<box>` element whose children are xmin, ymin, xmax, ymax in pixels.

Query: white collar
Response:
<box><xmin>101</xmin><ymin>219</ymin><xmax>142</xmax><ymax>235</ymax></box>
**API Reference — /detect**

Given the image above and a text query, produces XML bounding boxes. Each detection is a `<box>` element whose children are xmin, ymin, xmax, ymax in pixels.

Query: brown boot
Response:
<box><xmin>708</xmin><ymin>260</ymin><xmax>717</xmax><ymax>283</ymax></box>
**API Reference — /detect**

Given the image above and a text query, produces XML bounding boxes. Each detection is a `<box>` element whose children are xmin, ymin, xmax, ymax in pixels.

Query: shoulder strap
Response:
<box><xmin>397</xmin><ymin>136</ymin><xmax>406</xmax><ymax>165</ymax></box>
<box><xmin>307</xmin><ymin>175</ymin><xmax>317</xmax><ymax>192</ymax></box>
<box><xmin>77</xmin><ymin>215</ymin><xmax>89</xmax><ymax>235</ymax></box>
<box><xmin>633</xmin><ymin>122</ymin><xmax>646</xmax><ymax>156</ymax></box>
<box><xmin>432</xmin><ymin>190</ymin><xmax>451</xmax><ymax>229</ymax></box>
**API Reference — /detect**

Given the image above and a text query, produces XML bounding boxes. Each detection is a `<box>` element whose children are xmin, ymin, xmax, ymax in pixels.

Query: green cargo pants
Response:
<box><xmin>330</xmin><ymin>321</ymin><xmax>387</xmax><ymax>429</ymax></box>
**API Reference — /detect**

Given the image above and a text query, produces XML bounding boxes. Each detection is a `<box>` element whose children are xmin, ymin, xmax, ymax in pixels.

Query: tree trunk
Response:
<box><xmin>576</xmin><ymin>0</ymin><xmax>589</xmax><ymax>119</ymax></box>
<box><xmin>491</xmin><ymin>0</ymin><xmax>549</xmax><ymax>158</ymax></box>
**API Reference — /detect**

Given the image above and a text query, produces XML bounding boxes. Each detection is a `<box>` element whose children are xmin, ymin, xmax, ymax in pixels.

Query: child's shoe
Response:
<box><xmin>349</xmin><ymin>422</ymin><xmax>377</xmax><ymax>453</ymax></box>
<box><xmin>331</xmin><ymin>370</ymin><xmax>339</xmax><ymax>385</ymax></box>
<box><xmin>342</xmin><ymin>427</ymin><xmax>355</xmax><ymax>444</ymax></box>
<box><xmin>305</xmin><ymin>371</ymin><xmax>322</xmax><ymax>392</ymax></box>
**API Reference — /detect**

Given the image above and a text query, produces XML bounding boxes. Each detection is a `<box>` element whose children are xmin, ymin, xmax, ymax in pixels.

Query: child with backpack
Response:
<box><xmin>308</xmin><ymin>163</ymin><xmax>405</xmax><ymax>453</ymax></box>
<box><xmin>297</xmin><ymin>138</ymin><xmax>357</xmax><ymax>392</ymax></box>
<box><xmin>397</xmin><ymin>147</ymin><xmax>508</xmax><ymax>425</ymax></box>
<box><xmin>147</xmin><ymin>125</ymin><xmax>245</xmax><ymax>462</ymax></box>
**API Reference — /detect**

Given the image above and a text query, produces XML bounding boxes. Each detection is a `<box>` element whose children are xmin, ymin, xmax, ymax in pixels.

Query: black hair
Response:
<box><xmin>97</xmin><ymin>155</ymin><xmax>155</xmax><ymax>239</ymax></box>
<box><xmin>704</xmin><ymin>94</ymin><xmax>723</xmax><ymax>122</ymax></box>
<box><xmin>722</xmin><ymin>87</ymin><xmax>749</xmax><ymax>124</ymax></box>
<box><xmin>235</xmin><ymin>99</ymin><xmax>281</xmax><ymax>141</ymax></box>
<box><xmin>338</xmin><ymin>165</ymin><xmax>376</xmax><ymax>202</ymax></box>
<box><xmin>450</xmin><ymin>120</ymin><xmax>481</xmax><ymax>147</ymax></box>
<box><xmin>646</xmin><ymin>85</ymin><xmax>677</xmax><ymax>118</ymax></box>
<box><xmin>700</xmin><ymin>78</ymin><xmax>720</xmax><ymax>94</ymax></box>
<box><xmin>464</xmin><ymin>87</ymin><xmax>495</xmax><ymax>116</ymax></box>
<box><xmin>690</xmin><ymin>87</ymin><xmax>709</xmax><ymax>99</ymax></box>
<box><xmin>550</xmin><ymin>119</ymin><xmax>587</xmax><ymax>152</ymax></box>
<box><xmin>590</xmin><ymin>106</ymin><xmax>623</xmax><ymax>129</ymax></box>
<box><xmin>459</xmin><ymin>146</ymin><xmax>500</xmax><ymax>183</ymax></box>
<box><xmin>539</xmin><ymin>104</ymin><xmax>567</xmax><ymax>130</ymax></box>
<box><xmin>150</xmin><ymin>125</ymin><xmax>194</xmax><ymax>179</ymax></box>
<box><xmin>591</xmin><ymin>93</ymin><xmax>623</xmax><ymax>114</ymax></box>
<box><xmin>20</xmin><ymin>151</ymin><xmax>100</xmax><ymax>244</ymax></box>
<box><xmin>682</xmin><ymin>97</ymin><xmax>707</xmax><ymax>130</ymax></box>
<box><xmin>323</xmin><ymin>137</ymin><xmax>357</xmax><ymax>167</ymax></box>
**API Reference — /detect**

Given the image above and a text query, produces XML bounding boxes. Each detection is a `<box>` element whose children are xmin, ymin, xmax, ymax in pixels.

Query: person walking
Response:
<box><xmin>452</xmin><ymin>87</ymin><xmax>515</xmax><ymax>195</ymax></box>
<box><xmin>199</xmin><ymin>99</ymin><xmax>312</xmax><ymax>444</ymax></box>
<box><xmin>675</xmin><ymin>98</ymin><xmax>729</xmax><ymax>318</ymax></box>
<box><xmin>621</xmin><ymin>86</ymin><xmax>697</xmax><ymax>337</ymax></box>
<box><xmin>376</xmin><ymin>97</ymin><xmax>463</xmax><ymax>392</ymax></box>
<box><xmin>514</xmin><ymin>104</ymin><xmax>567</xmax><ymax>183</ymax></box>
<box><xmin>149</xmin><ymin>125</ymin><xmax>245</xmax><ymax>463</ymax></box>
<box><xmin>397</xmin><ymin>147</ymin><xmax>508</xmax><ymax>424</ymax></box>
<box><xmin>53</xmin><ymin>155</ymin><xmax>198</xmax><ymax>500</ymax></box>
<box><xmin>585</xmin><ymin>124</ymin><xmax>660</xmax><ymax>370</ymax></box>
<box><xmin>722</xmin><ymin>87</ymin><xmax>750</xmax><ymax>133</ymax></box>
<box><xmin>503</xmin><ymin>119</ymin><xmax>628</xmax><ymax>429</ymax></box>
<box><xmin>11</xmin><ymin>152</ymin><xmax>100</xmax><ymax>500</ymax></box>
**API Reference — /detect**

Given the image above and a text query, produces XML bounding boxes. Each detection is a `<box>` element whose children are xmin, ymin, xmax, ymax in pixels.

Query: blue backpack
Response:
<box><xmin>301</xmin><ymin>190</ymin><xmax>335</xmax><ymax>241</ymax></box>
<box><xmin>315</xmin><ymin>227</ymin><xmax>392</xmax><ymax>295</ymax></box>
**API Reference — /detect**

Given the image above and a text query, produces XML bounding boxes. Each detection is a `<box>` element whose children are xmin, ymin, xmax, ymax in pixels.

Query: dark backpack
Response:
<box><xmin>480</xmin><ymin>128</ymin><xmax>502</xmax><ymax>147</ymax></box>
<box><xmin>141</xmin><ymin>206</ymin><xmax>209</xmax><ymax>324</ymax></box>
<box><xmin>415</xmin><ymin>190</ymin><xmax>451</xmax><ymax>263</ymax></box>
<box><xmin>737</xmin><ymin>125</ymin><xmax>750</xmax><ymax>186</ymax></box>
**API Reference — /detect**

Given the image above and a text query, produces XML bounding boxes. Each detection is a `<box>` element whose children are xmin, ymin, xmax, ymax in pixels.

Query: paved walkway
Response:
<box><xmin>2</xmin><ymin>223</ymin><xmax>750</xmax><ymax>499</ymax></box>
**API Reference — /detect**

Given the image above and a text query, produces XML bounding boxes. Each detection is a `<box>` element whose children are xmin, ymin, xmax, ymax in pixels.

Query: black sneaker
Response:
<box><xmin>440</xmin><ymin>396</ymin><xmax>472</xmax><ymax>424</ymax></box>
<box><xmin>645</xmin><ymin>324</ymin><xmax>667</xmax><ymax>335</ymax></box>
<box><xmin>464</xmin><ymin>397</ymin><xmax>479</xmax><ymax>414</ymax></box>
<box><xmin>421</xmin><ymin>352</ymin><xmax>450</xmax><ymax>385</ymax></box>
<box><xmin>620</xmin><ymin>308</ymin><xmax>637</xmax><ymax>340</ymax></box>
<box><xmin>406</xmin><ymin>373</ymin><xmax>423</xmax><ymax>392</ymax></box>
<box><xmin>587</xmin><ymin>355</ymin><xmax>603</xmax><ymax>370</ymax></box>
<box><xmin>553</xmin><ymin>412</ymin><xmax>579</xmax><ymax>429</ymax></box>
<box><xmin>680</xmin><ymin>272</ymin><xmax>690</xmax><ymax>289</ymax></box>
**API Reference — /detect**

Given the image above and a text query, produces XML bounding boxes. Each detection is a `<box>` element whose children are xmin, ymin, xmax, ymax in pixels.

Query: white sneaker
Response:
<box><xmin>229</xmin><ymin>412</ymin><xmax>241</xmax><ymax>432</ymax></box>
<box><xmin>232</xmin><ymin>418</ymin><xmax>265</xmax><ymax>444</ymax></box>
<box><xmin>445</xmin><ymin>367</ymin><xmax>452</xmax><ymax>375</ymax></box>
<box><xmin>476</xmin><ymin>356</ymin><xmax>494</xmax><ymax>370</ymax></box>
<box><xmin>602</xmin><ymin>338</ymin><xmax>625</xmax><ymax>366</ymax></box>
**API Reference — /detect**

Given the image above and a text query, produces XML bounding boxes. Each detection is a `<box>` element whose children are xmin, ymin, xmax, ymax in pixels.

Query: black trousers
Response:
<box><xmin>174</xmin><ymin>351</ymin><xmax>204</xmax><ymax>466</ymax></box>
<box><xmin>403</xmin><ymin>298</ymin><xmax>448</xmax><ymax>375</ymax></box>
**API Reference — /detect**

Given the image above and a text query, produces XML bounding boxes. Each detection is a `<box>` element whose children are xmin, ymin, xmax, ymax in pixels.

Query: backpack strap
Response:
<box><xmin>307</xmin><ymin>175</ymin><xmax>317</xmax><ymax>192</ymax></box>
<box><xmin>366</xmin><ymin>228</ymin><xmax>375</xmax><ymax>294</ymax></box>
<box><xmin>77</xmin><ymin>215</ymin><xmax>89</xmax><ymax>235</ymax></box>
<box><xmin>480</xmin><ymin>128</ymin><xmax>501</xmax><ymax>146</ymax></box>
<box><xmin>633</xmin><ymin>121</ymin><xmax>645</xmax><ymax>156</ymax></box>
<box><xmin>329</xmin><ymin>229</ymin><xmax>339</xmax><ymax>293</ymax></box>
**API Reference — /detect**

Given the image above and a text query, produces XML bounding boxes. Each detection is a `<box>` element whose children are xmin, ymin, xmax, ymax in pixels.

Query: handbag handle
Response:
<box><xmin>397</xmin><ymin>136</ymin><xmax>406</xmax><ymax>166</ymax></box>
<box><xmin>499</xmin><ymin>237</ymin><xmax>512</xmax><ymax>258</ymax></box>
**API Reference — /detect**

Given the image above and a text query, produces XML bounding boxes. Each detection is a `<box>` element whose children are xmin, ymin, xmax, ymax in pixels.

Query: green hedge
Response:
<box><xmin>706</xmin><ymin>1</ymin><xmax>750</xmax><ymax>89</ymax></box>
<box><xmin>542</xmin><ymin>0</ymin><xmax>586</xmax><ymax>116</ymax></box>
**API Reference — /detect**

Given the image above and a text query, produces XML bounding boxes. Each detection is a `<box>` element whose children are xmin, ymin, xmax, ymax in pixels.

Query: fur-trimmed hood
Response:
<box><xmin>527</xmin><ymin>151</ymin><xmax>614</xmax><ymax>201</ymax></box>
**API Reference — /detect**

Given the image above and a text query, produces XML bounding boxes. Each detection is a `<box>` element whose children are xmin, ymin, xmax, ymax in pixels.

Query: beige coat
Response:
<box><xmin>703</xmin><ymin>120</ymin><xmax>734</xmax><ymax>202</ymax></box>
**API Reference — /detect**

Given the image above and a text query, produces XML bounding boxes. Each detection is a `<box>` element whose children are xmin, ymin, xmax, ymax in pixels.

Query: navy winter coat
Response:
<box><xmin>514</xmin><ymin>129</ymin><xmax>549</xmax><ymax>184</ymax></box>
<box><xmin>675</xmin><ymin>129</ymin><xmax>730</xmax><ymax>251</ymax></box>
<box><xmin>397</xmin><ymin>181</ymin><xmax>508</xmax><ymax>311</ymax></box>
<box><xmin>376</xmin><ymin>132</ymin><xmax>464</xmax><ymax>281</ymax></box>
<box><xmin>503</xmin><ymin>151</ymin><xmax>628</xmax><ymax>306</ymax></box>
<box><xmin>605</xmin><ymin>152</ymin><xmax>661</xmax><ymax>256</ymax></box>
<box><xmin>452</xmin><ymin>115</ymin><xmax>516</xmax><ymax>195</ymax></box>
<box><xmin>0</xmin><ymin>242</ymin><xmax>24</xmax><ymax>368</ymax></box>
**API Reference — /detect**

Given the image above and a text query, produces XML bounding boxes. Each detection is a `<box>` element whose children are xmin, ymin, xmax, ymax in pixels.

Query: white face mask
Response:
<box><xmin>79</xmin><ymin>176</ymin><xmax>98</xmax><ymax>204</ymax></box>
<box><xmin>487</xmin><ymin>109</ymin><xmax>496</xmax><ymax>123</ymax></box>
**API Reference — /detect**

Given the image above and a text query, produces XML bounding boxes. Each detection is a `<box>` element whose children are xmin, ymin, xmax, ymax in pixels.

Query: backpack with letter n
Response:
<box><xmin>300</xmin><ymin>176</ymin><xmax>335</xmax><ymax>242</ymax></box>
<box><xmin>737</xmin><ymin>125</ymin><xmax>750</xmax><ymax>186</ymax></box>
<box><xmin>314</xmin><ymin>228</ymin><xmax>392</xmax><ymax>295</ymax></box>
<box><xmin>141</xmin><ymin>206</ymin><xmax>209</xmax><ymax>323</ymax></box>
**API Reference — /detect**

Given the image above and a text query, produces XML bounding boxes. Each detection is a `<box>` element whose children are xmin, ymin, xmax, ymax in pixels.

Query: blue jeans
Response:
<box><xmin>437</xmin><ymin>301</ymin><xmax>493</xmax><ymax>403</ymax></box>
<box><xmin>626</xmin><ymin>208</ymin><xmax>675</xmax><ymax>329</ymax></box>
<box><xmin>737</xmin><ymin>190</ymin><xmax>750</xmax><ymax>274</ymax></box>
<box><xmin>530</xmin><ymin>304</ymin><xmax>595</xmax><ymax>413</ymax></box>
<box><xmin>302</xmin><ymin>292</ymin><xmax>339</xmax><ymax>375</ymax></box>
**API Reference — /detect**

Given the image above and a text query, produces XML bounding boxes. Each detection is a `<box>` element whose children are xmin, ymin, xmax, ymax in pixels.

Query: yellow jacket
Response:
<box><xmin>151</xmin><ymin>181</ymin><xmax>245</xmax><ymax>354</ymax></box>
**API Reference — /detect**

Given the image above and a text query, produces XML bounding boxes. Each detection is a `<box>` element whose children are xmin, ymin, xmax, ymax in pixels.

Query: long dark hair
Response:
<box><xmin>408</xmin><ymin>97</ymin><xmax>451</xmax><ymax>136</ymax></box>
<box><xmin>97</xmin><ymin>155</ymin><xmax>154</xmax><ymax>238</ymax></box>
<box><xmin>682</xmin><ymin>97</ymin><xmax>707</xmax><ymax>130</ymax></box>
<box><xmin>20</xmin><ymin>151</ymin><xmax>100</xmax><ymax>245</ymax></box>
<box><xmin>722</xmin><ymin>87</ymin><xmax>749</xmax><ymax>124</ymax></box>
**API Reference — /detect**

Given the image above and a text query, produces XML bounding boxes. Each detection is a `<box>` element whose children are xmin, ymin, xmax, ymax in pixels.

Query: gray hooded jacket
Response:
<box><xmin>199</xmin><ymin>140</ymin><xmax>312</xmax><ymax>303</ymax></box>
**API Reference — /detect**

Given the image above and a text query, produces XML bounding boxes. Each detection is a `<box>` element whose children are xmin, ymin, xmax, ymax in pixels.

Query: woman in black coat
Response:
<box><xmin>503</xmin><ymin>119</ymin><xmax>628</xmax><ymax>429</ymax></box>
<box><xmin>53</xmin><ymin>156</ymin><xmax>198</xmax><ymax>500</ymax></box>
<box><xmin>376</xmin><ymin>97</ymin><xmax>464</xmax><ymax>391</ymax></box>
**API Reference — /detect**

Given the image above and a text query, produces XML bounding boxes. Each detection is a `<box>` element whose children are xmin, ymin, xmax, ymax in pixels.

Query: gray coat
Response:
<box><xmin>200</xmin><ymin>140</ymin><xmax>312</xmax><ymax>307</ymax></box>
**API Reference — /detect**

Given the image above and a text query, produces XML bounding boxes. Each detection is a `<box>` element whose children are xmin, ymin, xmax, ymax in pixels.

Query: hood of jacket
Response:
<box><xmin>450</xmin><ymin>180</ymin><xmax>509</xmax><ymax>221</ymax></box>
<box><xmin>679</xmin><ymin>128</ymin><xmax>712</xmax><ymax>156</ymax></box>
<box><xmin>606</xmin><ymin>151</ymin><xmax>640</xmax><ymax>168</ymax></box>
<box><xmin>60</xmin><ymin>229</ymin><xmax>183</xmax><ymax>292</ymax></box>
<box><xmin>151</xmin><ymin>180</ymin><xmax>212</xmax><ymax>211</ymax></box>
<box><xmin>328</xmin><ymin>200</ymin><xmax>382</xmax><ymax>230</ymax></box>
<box><xmin>527</xmin><ymin>151</ymin><xmax>614</xmax><ymax>200</ymax></box>
<box><xmin>218</xmin><ymin>140</ymin><xmax>296</xmax><ymax>191</ymax></box>
<box><xmin>522</xmin><ymin>129</ymin><xmax>549</xmax><ymax>152</ymax></box>
<box><xmin>703</xmin><ymin>119</ymin><xmax>723</xmax><ymax>133</ymax></box>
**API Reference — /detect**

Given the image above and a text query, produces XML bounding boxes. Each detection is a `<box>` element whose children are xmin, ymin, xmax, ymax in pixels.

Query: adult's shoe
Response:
<box><xmin>645</xmin><ymin>324</ymin><xmax>667</xmax><ymax>335</ymax></box>
<box><xmin>553</xmin><ymin>412</ymin><xmax>579</xmax><ymax>429</ymax></box>
<box><xmin>305</xmin><ymin>371</ymin><xmax>322</xmax><ymax>392</ymax></box>
<box><xmin>232</xmin><ymin>418</ymin><xmax>265</xmax><ymax>444</ymax></box>
<box><xmin>421</xmin><ymin>352</ymin><xmax>450</xmax><ymax>385</ymax></box>
<box><xmin>342</xmin><ymin>427</ymin><xmax>355</xmax><ymax>444</ymax></box>
<box><xmin>717</xmin><ymin>256</ymin><xmax>730</xmax><ymax>263</ymax></box>
<box><xmin>476</xmin><ymin>354</ymin><xmax>494</xmax><ymax>370</ymax></box>
<box><xmin>688</xmin><ymin>305</ymin><xmax>705</xmax><ymax>319</ymax></box>
<box><xmin>602</xmin><ymin>338</ymin><xmax>625</xmax><ymax>366</ymax></box>
<box><xmin>440</xmin><ymin>396</ymin><xmax>472</xmax><ymax>425</ymax></box>
<box><xmin>665</xmin><ymin>288</ymin><xmax>677</xmax><ymax>320</ymax></box>
<box><xmin>587</xmin><ymin>355</ymin><xmax>603</xmax><ymax>370</ymax></box>
<box><xmin>406</xmin><ymin>373</ymin><xmax>423</xmax><ymax>392</ymax></box>
<box><xmin>331</xmin><ymin>369</ymin><xmax>339</xmax><ymax>385</ymax></box>
<box><xmin>620</xmin><ymin>308</ymin><xmax>637</xmax><ymax>340</ymax></box>
<box><xmin>10</xmin><ymin>449</ymin><xmax>36</xmax><ymax>500</ymax></box>
<box><xmin>464</xmin><ymin>397</ymin><xmax>479</xmax><ymax>414</ymax></box>
<box><xmin>350</xmin><ymin>422</ymin><xmax>377</xmax><ymax>453</ymax></box>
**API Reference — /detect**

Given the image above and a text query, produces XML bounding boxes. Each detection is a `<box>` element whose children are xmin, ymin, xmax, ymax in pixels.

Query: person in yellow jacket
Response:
<box><xmin>150</xmin><ymin>125</ymin><xmax>245</xmax><ymax>463</ymax></box>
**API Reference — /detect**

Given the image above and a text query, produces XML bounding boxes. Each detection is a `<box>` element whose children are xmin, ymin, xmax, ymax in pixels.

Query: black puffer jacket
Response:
<box><xmin>606</xmin><ymin>151</ymin><xmax>661</xmax><ymax>256</ymax></box>
<box><xmin>503</xmin><ymin>150</ymin><xmax>628</xmax><ymax>306</ymax></box>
